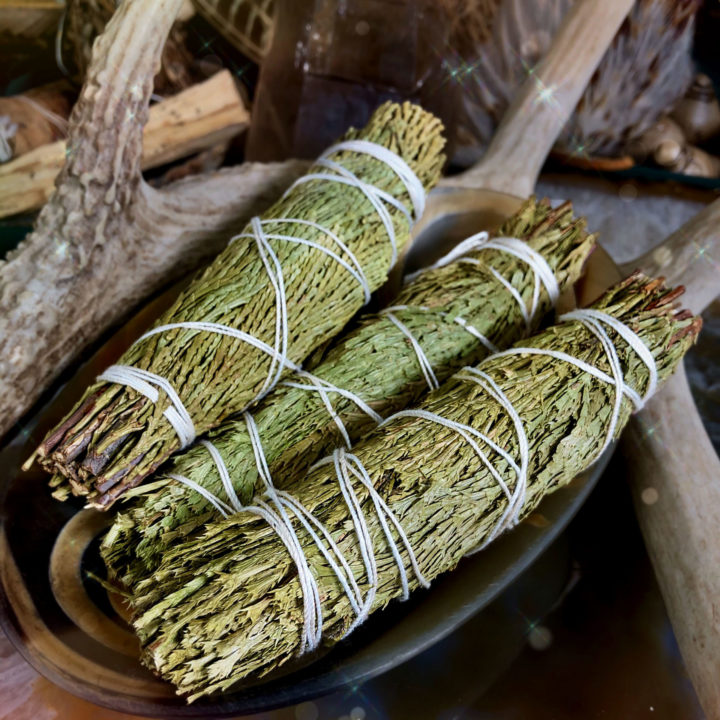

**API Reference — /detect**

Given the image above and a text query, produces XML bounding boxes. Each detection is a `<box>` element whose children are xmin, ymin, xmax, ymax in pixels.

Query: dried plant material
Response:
<box><xmin>131</xmin><ymin>273</ymin><xmax>700</xmax><ymax>700</ymax></box>
<box><xmin>450</xmin><ymin>0</ymin><xmax>700</xmax><ymax>161</ymax></box>
<box><xmin>101</xmin><ymin>197</ymin><xmax>595</xmax><ymax>590</ymax></box>
<box><xmin>34</xmin><ymin>102</ymin><xmax>445</xmax><ymax>507</ymax></box>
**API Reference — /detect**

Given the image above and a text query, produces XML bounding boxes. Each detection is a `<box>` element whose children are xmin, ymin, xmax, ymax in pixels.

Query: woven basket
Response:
<box><xmin>192</xmin><ymin>0</ymin><xmax>276</xmax><ymax>63</ymax></box>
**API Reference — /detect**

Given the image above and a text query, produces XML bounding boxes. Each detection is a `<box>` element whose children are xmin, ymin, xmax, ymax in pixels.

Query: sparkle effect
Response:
<box><xmin>53</xmin><ymin>238</ymin><xmax>69</xmax><ymax>259</ymax></box>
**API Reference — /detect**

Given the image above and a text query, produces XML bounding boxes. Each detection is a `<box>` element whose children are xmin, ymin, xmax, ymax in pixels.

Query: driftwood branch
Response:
<box><xmin>619</xmin><ymin>198</ymin><xmax>720</xmax><ymax>718</ymax></box>
<box><xmin>0</xmin><ymin>0</ymin><xmax>308</xmax><ymax>439</ymax></box>
<box><xmin>0</xmin><ymin>69</ymin><xmax>251</xmax><ymax>217</ymax></box>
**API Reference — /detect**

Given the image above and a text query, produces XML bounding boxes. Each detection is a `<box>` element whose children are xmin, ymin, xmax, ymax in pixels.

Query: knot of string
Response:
<box><xmin>405</xmin><ymin>231</ymin><xmax>559</xmax><ymax>331</ymax></box>
<box><xmin>96</xmin><ymin>140</ymin><xmax>422</xmax><ymax>449</ymax></box>
<box><xmin>169</xmin><ymin>416</ymin><xmax>427</xmax><ymax>654</ymax></box>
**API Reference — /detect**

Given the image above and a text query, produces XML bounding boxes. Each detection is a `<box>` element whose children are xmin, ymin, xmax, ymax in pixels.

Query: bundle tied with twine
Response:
<box><xmin>101</xmin><ymin>197</ymin><xmax>595</xmax><ymax>591</ymax></box>
<box><xmin>31</xmin><ymin>102</ymin><xmax>445</xmax><ymax>507</ymax></box>
<box><xmin>131</xmin><ymin>273</ymin><xmax>700</xmax><ymax>700</ymax></box>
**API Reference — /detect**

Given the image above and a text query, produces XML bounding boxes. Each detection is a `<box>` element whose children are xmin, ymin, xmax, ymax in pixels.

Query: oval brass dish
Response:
<box><xmin>0</xmin><ymin>252</ymin><xmax>612</xmax><ymax>716</ymax></box>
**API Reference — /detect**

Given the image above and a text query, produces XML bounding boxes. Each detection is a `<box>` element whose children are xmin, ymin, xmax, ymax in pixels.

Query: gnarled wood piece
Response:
<box><xmin>619</xmin><ymin>197</ymin><xmax>720</xmax><ymax>719</ymax></box>
<box><xmin>0</xmin><ymin>0</ymin><xmax>308</xmax><ymax>439</ymax></box>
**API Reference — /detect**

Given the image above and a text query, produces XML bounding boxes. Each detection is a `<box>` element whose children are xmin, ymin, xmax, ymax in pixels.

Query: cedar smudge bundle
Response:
<box><xmin>32</xmin><ymin>102</ymin><xmax>445</xmax><ymax>507</ymax></box>
<box><xmin>101</xmin><ymin>197</ymin><xmax>595</xmax><ymax>590</ymax></box>
<box><xmin>132</xmin><ymin>274</ymin><xmax>700</xmax><ymax>700</ymax></box>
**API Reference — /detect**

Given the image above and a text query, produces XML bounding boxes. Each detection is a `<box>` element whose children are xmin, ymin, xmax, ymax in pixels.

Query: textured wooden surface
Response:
<box><xmin>621</xmin><ymin>198</ymin><xmax>720</xmax><ymax>719</ymax></box>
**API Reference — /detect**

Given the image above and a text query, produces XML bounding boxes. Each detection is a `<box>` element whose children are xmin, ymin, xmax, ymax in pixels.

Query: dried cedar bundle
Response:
<box><xmin>101</xmin><ymin>197</ymin><xmax>595</xmax><ymax>591</ymax></box>
<box><xmin>132</xmin><ymin>273</ymin><xmax>700</xmax><ymax>700</ymax></box>
<box><xmin>32</xmin><ymin>102</ymin><xmax>445</xmax><ymax>506</ymax></box>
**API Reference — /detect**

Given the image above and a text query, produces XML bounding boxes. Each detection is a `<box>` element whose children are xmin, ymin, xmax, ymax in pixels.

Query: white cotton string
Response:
<box><xmin>0</xmin><ymin>116</ymin><xmax>17</xmax><ymax>163</ymax></box>
<box><xmin>97</xmin><ymin>315</ymin><xmax>305</xmax><ymax>450</ymax></box>
<box><xmin>326</xmin><ymin>140</ymin><xmax>426</xmax><ymax>222</ymax></box>
<box><xmin>166</xmin><ymin>472</ymin><xmax>234</xmax><ymax>517</ymax></box>
<box><xmin>380</xmin><ymin>408</ymin><xmax>522</xmax><ymax>545</ymax></box>
<box><xmin>283</xmin><ymin>369</ymin><xmax>384</xmax><ymax>450</ymax></box>
<box><xmin>231</xmin><ymin>218</ymin><xmax>371</xmax><ymax>304</ymax></box>
<box><xmin>166</xmin><ymin>417</ymin><xmax>426</xmax><ymax>651</ymax></box>
<box><xmin>378</xmin><ymin>309</ymin><xmax>655</xmax><ymax>552</ymax></box>
<box><xmin>483</xmin><ymin>308</ymin><xmax>657</xmax><ymax>464</ymax></box>
<box><xmin>250</xmin><ymin>216</ymin><xmax>291</xmax><ymax>396</ymax></box>
<box><xmin>243</xmin><ymin>412</ymin><xmax>323</xmax><ymax>651</ymax></box>
<box><xmin>98</xmin><ymin>142</ymin><xmax>419</xmax><ymax>447</ymax></box>
<box><xmin>563</xmin><ymin>309</ymin><xmax>658</xmax><ymax>400</ymax></box>
<box><xmin>173</xmin><ymin>424</ymin><xmax>322</xmax><ymax>652</ymax></box>
<box><xmin>384</xmin><ymin>312</ymin><xmax>439</xmax><ymax>391</ymax></box>
<box><xmin>200</xmin><ymin>439</ymin><xmax>242</xmax><ymax>512</ymax></box>
<box><xmin>97</xmin><ymin>366</ymin><xmax>195</xmax><ymax>448</ymax></box>
<box><xmin>456</xmin><ymin>367</ymin><xmax>529</xmax><ymax>550</ymax></box>
<box><xmin>288</xmin><ymin>140</ymin><xmax>425</xmax><ymax>267</ymax></box>
<box><xmin>383</xmin><ymin>304</ymin><xmax>499</xmax><ymax>355</ymax></box>
<box><xmin>320</xmin><ymin>448</ymin><xmax>429</xmax><ymax>634</ymax></box>
<box><xmin>242</xmin><ymin>418</ymin><xmax>426</xmax><ymax>649</ymax></box>
<box><xmin>276</xmin><ymin>488</ymin><xmax>365</xmax><ymax>616</ymax></box>
<box><xmin>338</xmin><ymin>451</ymin><xmax>429</xmax><ymax>595</ymax></box>
<box><xmin>404</xmin><ymin>231</ymin><xmax>559</xmax><ymax>330</ymax></box>
<box><xmin>331</xmin><ymin>450</ymin><xmax>379</xmax><ymax>630</ymax></box>
<box><xmin>134</xmin><ymin>322</ymin><xmax>302</xmax><ymax>375</ymax></box>
<box><xmin>404</xmin><ymin>232</ymin><xmax>492</xmax><ymax>283</ymax></box>
<box><xmin>247</xmin><ymin>494</ymin><xmax>324</xmax><ymax>653</ymax></box>
<box><xmin>280</xmin><ymin>292</ymin><xmax>496</xmax><ymax>451</ymax></box>
<box><xmin>277</xmin><ymin>290</ymin><xmax>503</xmax><ymax>451</ymax></box>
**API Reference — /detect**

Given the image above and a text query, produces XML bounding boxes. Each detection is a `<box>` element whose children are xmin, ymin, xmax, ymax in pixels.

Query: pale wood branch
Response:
<box><xmin>623</xmin><ymin>366</ymin><xmax>720</xmax><ymax>719</ymax></box>
<box><xmin>620</xmin><ymin>197</ymin><xmax>720</xmax><ymax>718</ymax></box>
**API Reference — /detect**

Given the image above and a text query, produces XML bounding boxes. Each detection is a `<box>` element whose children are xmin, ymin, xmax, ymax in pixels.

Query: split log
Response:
<box><xmin>0</xmin><ymin>0</ymin><xmax>309</xmax><ymax>439</ymax></box>
<box><xmin>0</xmin><ymin>69</ymin><xmax>252</xmax><ymax>218</ymax></box>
